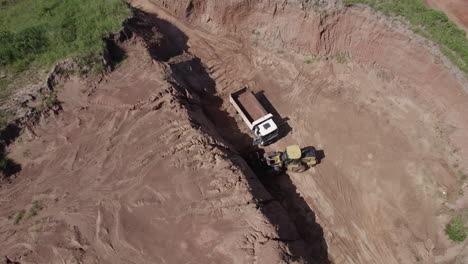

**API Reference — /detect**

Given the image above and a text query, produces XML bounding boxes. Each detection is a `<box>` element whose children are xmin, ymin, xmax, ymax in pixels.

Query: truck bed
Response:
<box><xmin>232</xmin><ymin>88</ymin><xmax>268</xmax><ymax>122</ymax></box>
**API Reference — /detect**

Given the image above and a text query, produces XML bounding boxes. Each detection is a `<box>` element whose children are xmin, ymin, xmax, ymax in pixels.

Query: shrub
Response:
<box><xmin>445</xmin><ymin>215</ymin><xmax>467</xmax><ymax>242</ymax></box>
<box><xmin>13</xmin><ymin>209</ymin><xmax>25</xmax><ymax>225</ymax></box>
<box><xmin>45</xmin><ymin>95</ymin><xmax>59</xmax><ymax>108</ymax></box>
<box><xmin>335</xmin><ymin>52</ymin><xmax>347</xmax><ymax>64</ymax></box>
<box><xmin>26</xmin><ymin>200</ymin><xmax>43</xmax><ymax>219</ymax></box>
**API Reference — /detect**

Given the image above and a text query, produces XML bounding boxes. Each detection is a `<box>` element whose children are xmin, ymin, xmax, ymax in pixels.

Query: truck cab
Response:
<box><xmin>252</xmin><ymin>118</ymin><xmax>278</xmax><ymax>145</ymax></box>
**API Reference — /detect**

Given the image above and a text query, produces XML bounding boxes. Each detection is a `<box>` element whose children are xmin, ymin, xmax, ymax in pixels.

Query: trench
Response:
<box><xmin>124</xmin><ymin>8</ymin><xmax>330</xmax><ymax>263</ymax></box>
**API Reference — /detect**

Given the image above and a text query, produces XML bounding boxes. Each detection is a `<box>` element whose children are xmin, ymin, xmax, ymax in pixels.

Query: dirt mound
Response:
<box><xmin>2</xmin><ymin>0</ymin><xmax>468</xmax><ymax>263</ymax></box>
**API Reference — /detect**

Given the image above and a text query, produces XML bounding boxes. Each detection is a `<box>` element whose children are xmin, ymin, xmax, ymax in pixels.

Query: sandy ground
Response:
<box><xmin>0</xmin><ymin>33</ymin><xmax>314</xmax><ymax>263</ymax></box>
<box><xmin>1</xmin><ymin>0</ymin><xmax>468</xmax><ymax>263</ymax></box>
<box><xmin>422</xmin><ymin>0</ymin><xmax>468</xmax><ymax>35</ymax></box>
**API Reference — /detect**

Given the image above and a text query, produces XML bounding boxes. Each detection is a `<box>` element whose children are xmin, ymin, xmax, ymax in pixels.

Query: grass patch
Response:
<box><xmin>335</xmin><ymin>52</ymin><xmax>347</xmax><ymax>64</ymax></box>
<box><xmin>161</xmin><ymin>70</ymin><xmax>171</xmax><ymax>81</ymax></box>
<box><xmin>22</xmin><ymin>150</ymin><xmax>31</xmax><ymax>159</ymax></box>
<box><xmin>343</xmin><ymin>0</ymin><xmax>468</xmax><ymax>74</ymax></box>
<box><xmin>13</xmin><ymin>209</ymin><xmax>25</xmax><ymax>225</ymax></box>
<box><xmin>458</xmin><ymin>171</ymin><xmax>467</xmax><ymax>182</ymax></box>
<box><xmin>33</xmin><ymin>93</ymin><xmax>60</xmax><ymax>112</ymax></box>
<box><xmin>457</xmin><ymin>170</ymin><xmax>467</xmax><ymax>196</ymax></box>
<box><xmin>445</xmin><ymin>215</ymin><xmax>468</xmax><ymax>242</ymax></box>
<box><xmin>304</xmin><ymin>56</ymin><xmax>321</xmax><ymax>64</ymax></box>
<box><xmin>0</xmin><ymin>0</ymin><xmax>131</xmax><ymax>75</ymax></box>
<box><xmin>26</xmin><ymin>200</ymin><xmax>43</xmax><ymax>219</ymax></box>
<box><xmin>45</xmin><ymin>94</ymin><xmax>59</xmax><ymax>108</ymax></box>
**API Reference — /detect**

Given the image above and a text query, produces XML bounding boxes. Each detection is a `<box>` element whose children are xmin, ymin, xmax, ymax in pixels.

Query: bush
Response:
<box><xmin>0</xmin><ymin>0</ymin><xmax>131</xmax><ymax>72</ymax></box>
<box><xmin>445</xmin><ymin>215</ymin><xmax>467</xmax><ymax>242</ymax></box>
<box><xmin>13</xmin><ymin>209</ymin><xmax>25</xmax><ymax>225</ymax></box>
<box><xmin>26</xmin><ymin>200</ymin><xmax>43</xmax><ymax>219</ymax></box>
<box><xmin>45</xmin><ymin>95</ymin><xmax>59</xmax><ymax>108</ymax></box>
<box><xmin>344</xmin><ymin>0</ymin><xmax>468</xmax><ymax>74</ymax></box>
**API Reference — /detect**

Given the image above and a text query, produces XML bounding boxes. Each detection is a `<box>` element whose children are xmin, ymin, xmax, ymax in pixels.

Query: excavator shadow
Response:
<box><xmin>245</xmin><ymin>148</ymin><xmax>330</xmax><ymax>263</ymax></box>
<box><xmin>256</xmin><ymin>90</ymin><xmax>292</xmax><ymax>141</ymax></box>
<box><xmin>261</xmin><ymin>171</ymin><xmax>330</xmax><ymax>263</ymax></box>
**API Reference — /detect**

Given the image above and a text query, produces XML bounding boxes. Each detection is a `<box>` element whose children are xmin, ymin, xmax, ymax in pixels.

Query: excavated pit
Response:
<box><xmin>133</xmin><ymin>10</ymin><xmax>331</xmax><ymax>262</ymax></box>
<box><xmin>128</xmin><ymin>1</ymin><xmax>468</xmax><ymax>263</ymax></box>
<box><xmin>2</xmin><ymin>0</ymin><xmax>468</xmax><ymax>263</ymax></box>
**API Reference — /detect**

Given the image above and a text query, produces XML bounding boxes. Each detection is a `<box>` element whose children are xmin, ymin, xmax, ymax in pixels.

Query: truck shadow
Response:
<box><xmin>127</xmin><ymin>8</ymin><xmax>330</xmax><ymax>263</ymax></box>
<box><xmin>256</xmin><ymin>90</ymin><xmax>292</xmax><ymax>141</ymax></box>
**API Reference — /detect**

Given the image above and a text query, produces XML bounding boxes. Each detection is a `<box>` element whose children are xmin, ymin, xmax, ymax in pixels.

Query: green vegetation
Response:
<box><xmin>45</xmin><ymin>94</ymin><xmax>59</xmax><ymax>108</ymax></box>
<box><xmin>304</xmin><ymin>56</ymin><xmax>321</xmax><ymax>64</ymax></box>
<box><xmin>335</xmin><ymin>52</ymin><xmax>347</xmax><ymax>64</ymax></box>
<box><xmin>26</xmin><ymin>200</ymin><xmax>43</xmax><ymax>219</ymax></box>
<box><xmin>458</xmin><ymin>171</ymin><xmax>467</xmax><ymax>182</ymax></box>
<box><xmin>22</xmin><ymin>150</ymin><xmax>31</xmax><ymax>159</ymax></box>
<box><xmin>0</xmin><ymin>0</ymin><xmax>131</xmax><ymax>73</ymax></box>
<box><xmin>13</xmin><ymin>209</ymin><xmax>25</xmax><ymax>225</ymax></box>
<box><xmin>445</xmin><ymin>215</ymin><xmax>468</xmax><ymax>242</ymax></box>
<box><xmin>458</xmin><ymin>170</ymin><xmax>467</xmax><ymax>196</ymax></box>
<box><xmin>33</xmin><ymin>93</ymin><xmax>60</xmax><ymax>112</ymax></box>
<box><xmin>343</xmin><ymin>0</ymin><xmax>468</xmax><ymax>74</ymax></box>
<box><xmin>161</xmin><ymin>70</ymin><xmax>171</xmax><ymax>81</ymax></box>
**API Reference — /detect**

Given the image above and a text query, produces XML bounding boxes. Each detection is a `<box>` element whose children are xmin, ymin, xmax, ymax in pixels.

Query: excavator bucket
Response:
<box><xmin>263</xmin><ymin>152</ymin><xmax>282</xmax><ymax>167</ymax></box>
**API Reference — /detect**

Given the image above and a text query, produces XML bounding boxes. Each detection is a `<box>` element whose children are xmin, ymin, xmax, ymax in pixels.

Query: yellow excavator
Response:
<box><xmin>263</xmin><ymin>145</ymin><xmax>317</xmax><ymax>173</ymax></box>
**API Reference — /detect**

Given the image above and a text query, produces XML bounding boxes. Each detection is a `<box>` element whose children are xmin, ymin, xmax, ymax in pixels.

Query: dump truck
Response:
<box><xmin>263</xmin><ymin>145</ymin><xmax>317</xmax><ymax>173</ymax></box>
<box><xmin>229</xmin><ymin>88</ymin><xmax>279</xmax><ymax>146</ymax></box>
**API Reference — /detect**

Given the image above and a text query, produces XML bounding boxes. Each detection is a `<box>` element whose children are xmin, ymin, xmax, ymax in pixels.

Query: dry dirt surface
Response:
<box><xmin>422</xmin><ymin>0</ymin><xmax>468</xmax><ymax>34</ymax></box>
<box><xmin>1</xmin><ymin>0</ymin><xmax>468</xmax><ymax>263</ymax></box>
